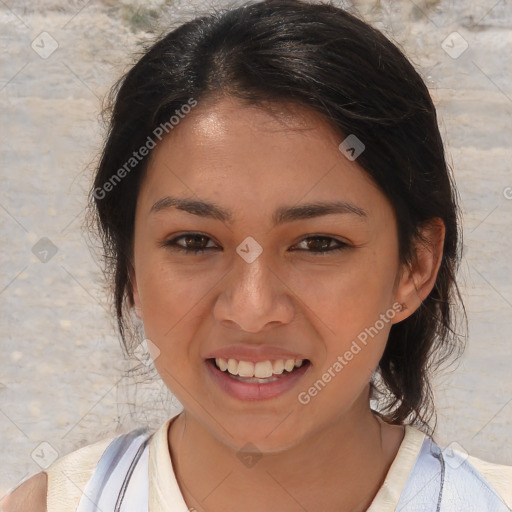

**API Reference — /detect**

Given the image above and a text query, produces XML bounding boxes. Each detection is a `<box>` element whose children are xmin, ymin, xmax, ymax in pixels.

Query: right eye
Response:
<box><xmin>161</xmin><ymin>233</ymin><xmax>220</xmax><ymax>255</ymax></box>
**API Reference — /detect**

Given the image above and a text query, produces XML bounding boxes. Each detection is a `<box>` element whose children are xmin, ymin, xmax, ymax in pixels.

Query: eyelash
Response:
<box><xmin>161</xmin><ymin>233</ymin><xmax>350</xmax><ymax>256</ymax></box>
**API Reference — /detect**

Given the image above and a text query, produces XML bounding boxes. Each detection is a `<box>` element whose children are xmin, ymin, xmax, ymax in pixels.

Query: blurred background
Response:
<box><xmin>1</xmin><ymin>0</ymin><xmax>511</xmax><ymax>496</ymax></box>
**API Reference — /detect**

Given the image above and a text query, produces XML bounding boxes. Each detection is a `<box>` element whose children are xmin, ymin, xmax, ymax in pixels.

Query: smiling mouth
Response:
<box><xmin>208</xmin><ymin>358</ymin><xmax>311</xmax><ymax>384</ymax></box>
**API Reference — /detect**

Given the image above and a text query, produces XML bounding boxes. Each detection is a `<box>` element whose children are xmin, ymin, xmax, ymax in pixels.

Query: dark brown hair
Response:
<box><xmin>88</xmin><ymin>0</ymin><xmax>466</xmax><ymax>436</ymax></box>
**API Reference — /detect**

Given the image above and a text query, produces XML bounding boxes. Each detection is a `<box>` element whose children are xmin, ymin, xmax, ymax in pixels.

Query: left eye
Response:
<box><xmin>162</xmin><ymin>233</ymin><xmax>349</xmax><ymax>255</ymax></box>
<box><xmin>292</xmin><ymin>236</ymin><xmax>349</xmax><ymax>253</ymax></box>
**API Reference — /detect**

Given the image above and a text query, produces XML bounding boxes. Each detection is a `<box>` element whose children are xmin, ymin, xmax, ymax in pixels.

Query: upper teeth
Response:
<box><xmin>215</xmin><ymin>358</ymin><xmax>304</xmax><ymax>378</ymax></box>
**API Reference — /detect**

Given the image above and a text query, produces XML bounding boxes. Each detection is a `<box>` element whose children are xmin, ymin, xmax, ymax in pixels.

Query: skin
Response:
<box><xmin>125</xmin><ymin>96</ymin><xmax>445</xmax><ymax>512</ymax></box>
<box><xmin>1</xmin><ymin>96</ymin><xmax>444</xmax><ymax>512</ymax></box>
<box><xmin>0</xmin><ymin>473</ymin><xmax>47</xmax><ymax>512</ymax></box>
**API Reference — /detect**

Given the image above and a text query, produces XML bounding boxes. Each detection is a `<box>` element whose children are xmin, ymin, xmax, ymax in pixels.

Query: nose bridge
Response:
<box><xmin>232</xmin><ymin>233</ymin><xmax>273</xmax><ymax>293</ymax></box>
<box><xmin>214</xmin><ymin>242</ymin><xmax>294</xmax><ymax>331</ymax></box>
<box><xmin>232</xmin><ymin>246</ymin><xmax>275</xmax><ymax>306</ymax></box>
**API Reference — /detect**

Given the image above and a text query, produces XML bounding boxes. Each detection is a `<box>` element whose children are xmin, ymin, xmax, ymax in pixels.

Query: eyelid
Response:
<box><xmin>290</xmin><ymin>233</ymin><xmax>352</xmax><ymax>247</ymax></box>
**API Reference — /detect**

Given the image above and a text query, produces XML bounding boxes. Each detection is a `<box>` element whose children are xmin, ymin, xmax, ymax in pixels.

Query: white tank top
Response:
<box><xmin>28</xmin><ymin>412</ymin><xmax>505</xmax><ymax>511</ymax></box>
<box><xmin>76</xmin><ymin>428</ymin><xmax>151</xmax><ymax>512</ymax></box>
<box><xmin>72</xmin><ymin>425</ymin><xmax>511</xmax><ymax>511</ymax></box>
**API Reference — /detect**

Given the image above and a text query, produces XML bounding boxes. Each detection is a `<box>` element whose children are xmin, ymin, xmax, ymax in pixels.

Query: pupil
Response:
<box><xmin>188</xmin><ymin>234</ymin><xmax>205</xmax><ymax>248</ymax></box>
<box><xmin>309</xmin><ymin>237</ymin><xmax>329</xmax><ymax>250</ymax></box>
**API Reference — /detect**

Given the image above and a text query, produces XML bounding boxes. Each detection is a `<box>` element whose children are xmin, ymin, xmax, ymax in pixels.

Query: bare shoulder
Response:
<box><xmin>0</xmin><ymin>472</ymin><xmax>47</xmax><ymax>512</ymax></box>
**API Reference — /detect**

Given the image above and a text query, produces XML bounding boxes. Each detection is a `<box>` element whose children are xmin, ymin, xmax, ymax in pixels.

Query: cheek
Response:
<box><xmin>296</xmin><ymin>264</ymin><xmax>396</xmax><ymax>416</ymax></box>
<box><xmin>292</xmin><ymin>251</ymin><xmax>398</xmax><ymax>338</ymax></box>
<box><xmin>135</xmin><ymin>249</ymin><xmax>222</xmax><ymax>357</ymax></box>
<box><xmin>137</xmin><ymin>264</ymin><xmax>206</xmax><ymax>387</ymax></box>
<box><xmin>139</xmin><ymin>266</ymin><xmax>201</xmax><ymax>337</ymax></box>
<box><xmin>292</xmin><ymin>250</ymin><xmax>398</xmax><ymax>408</ymax></box>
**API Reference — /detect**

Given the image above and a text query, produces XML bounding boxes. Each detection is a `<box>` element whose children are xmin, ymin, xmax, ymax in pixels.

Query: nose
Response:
<box><xmin>213</xmin><ymin>251</ymin><xmax>295</xmax><ymax>333</ymax></box>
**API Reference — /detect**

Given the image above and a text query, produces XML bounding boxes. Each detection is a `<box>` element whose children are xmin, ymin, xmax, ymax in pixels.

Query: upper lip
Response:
<box><xmin>204</xmin><ymin>345</ymin><xmax>308</xmax><ymax>363</ymax></box>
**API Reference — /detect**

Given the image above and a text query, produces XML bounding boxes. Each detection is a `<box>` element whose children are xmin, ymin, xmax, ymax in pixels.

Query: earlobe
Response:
<box><xmin>392</xmin><ymin>218</ymin><xmax>445</xmax><ymax>323</ymax></box>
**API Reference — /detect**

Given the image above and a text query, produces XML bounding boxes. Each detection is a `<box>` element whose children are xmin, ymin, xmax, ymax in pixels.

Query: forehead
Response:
<box><xmin>139</xmin><ymin>96</ymin><xmax>386</xmax><ymax>221</ymax></box>
<box><xmin>185</xmin><ymin>96</ymin><xmax>339</xmax><ymax>140</ymax></box>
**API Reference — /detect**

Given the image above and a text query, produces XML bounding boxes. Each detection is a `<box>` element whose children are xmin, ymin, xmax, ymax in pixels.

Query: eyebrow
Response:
<box><xmin>149</xmin><ymin>196</ymin><xmax>367</xmax><ymax>226</ymax></box>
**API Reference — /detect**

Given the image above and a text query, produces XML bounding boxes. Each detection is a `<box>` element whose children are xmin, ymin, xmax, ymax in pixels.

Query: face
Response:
<box><xmin>131</xmin><ymin>96</ymin><xmax>411</xmax><ymax>453</ymax></box>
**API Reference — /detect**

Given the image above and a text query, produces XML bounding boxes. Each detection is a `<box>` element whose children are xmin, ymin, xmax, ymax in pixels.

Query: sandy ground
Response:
<box><xmin>1</xmin><ymin>0</ymin><xmax>511</xmax><ymax>497</ymax></box>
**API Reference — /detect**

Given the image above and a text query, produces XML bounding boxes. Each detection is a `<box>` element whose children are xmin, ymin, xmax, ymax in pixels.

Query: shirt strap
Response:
<box><xmin>76</xmin><ymin>428</ymin><xmax>152</xmax><ymax>512</ymax></box>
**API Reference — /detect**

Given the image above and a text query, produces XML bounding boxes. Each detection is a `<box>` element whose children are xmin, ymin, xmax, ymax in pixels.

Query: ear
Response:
<box><xmin>129</xmin><ymin>263</ymin><xmax>144</xmax><ymax>321</ymax></box>
<box><xmin>392</xmin><ymin>218</ymin><xmax>445</xmax><ymax>323</ymax></box>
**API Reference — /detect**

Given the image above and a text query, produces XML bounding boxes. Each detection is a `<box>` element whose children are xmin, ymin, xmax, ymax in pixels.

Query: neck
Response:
<box><xmin>168</xmin><ymin>398</ymin><xmax>404</xmax><ymax>512</ymax></box>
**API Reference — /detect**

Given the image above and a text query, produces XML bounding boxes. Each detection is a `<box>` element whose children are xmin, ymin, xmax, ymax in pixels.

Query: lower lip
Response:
<box><xmin>206</xmin><ymin>359</ymin><xmax>311</xmax><ymax>401</ymax></box>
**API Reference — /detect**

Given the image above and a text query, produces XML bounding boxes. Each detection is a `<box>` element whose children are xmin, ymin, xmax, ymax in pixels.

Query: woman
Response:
<box><xmin>3</xmin><ymin>0</ymin><xmax>511</xmax><ymax>510</ymax></box>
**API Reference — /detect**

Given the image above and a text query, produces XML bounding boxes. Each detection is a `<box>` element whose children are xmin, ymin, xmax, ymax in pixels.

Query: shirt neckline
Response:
<box><xmin>148</xmin><ymin>412</ymin><xmax>426</xmax><ymax>512</ymax></box>
<box><xmin>366</xmin><ymin>424</ymin><xmax>426</xmax><ymax>510</ymax></box>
